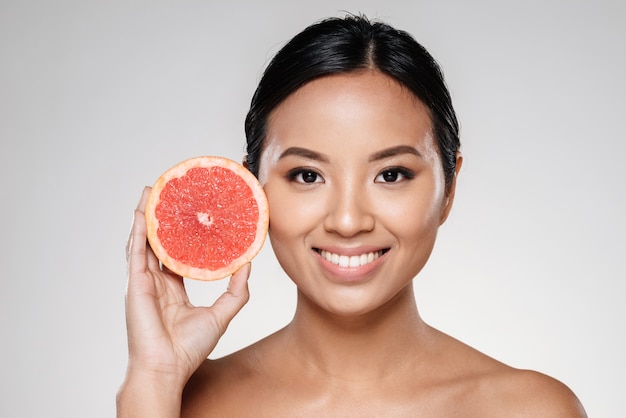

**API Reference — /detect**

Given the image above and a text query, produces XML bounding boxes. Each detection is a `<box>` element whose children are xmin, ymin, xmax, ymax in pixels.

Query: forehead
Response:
<box><xmin>258</xmin><ymin>71</ymin><xmax>437</xmax><ymax>176</ymax></box>
<box><xmin>269</xmin><ymin>71</ymin><xmax>431</xmax><ymax>131</ymax></box>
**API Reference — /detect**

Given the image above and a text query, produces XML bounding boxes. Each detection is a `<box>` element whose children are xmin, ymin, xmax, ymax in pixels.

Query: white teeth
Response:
<box><xmin>319</xmin><ymin>250</ymin><xmax>383</xmax><ymax>267</ymax></box>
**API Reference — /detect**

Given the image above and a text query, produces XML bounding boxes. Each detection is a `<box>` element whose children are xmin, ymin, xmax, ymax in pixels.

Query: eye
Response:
<box><xmin>287</xmin><ymin>168</ymin><xmax>324</xmax><ymax>184</ymax></box>
<box><xmin>374</xmin><ymin>167</ymin><xmax>415</xmax><ymax>183</ymax></box>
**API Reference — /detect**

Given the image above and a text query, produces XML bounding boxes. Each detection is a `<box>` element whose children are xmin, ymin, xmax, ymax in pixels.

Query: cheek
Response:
<box><xmin>374</xmin><ymin>184</ymin><xmax>444</xmax><ymax>241</ymax></box>
<box><xmin>264</xmin><ymin>183</ymin><xmax>324</xmax><ymax>244</ymax></box>
<box><xmin>264</xmin><ymin>184</ymin><xmax>326</xmax><ymax>281</ymax></box>
<box><xmin>382</xmin><ymin>205</ymin><xmax>437</xmax><ymax>242</ymax></box>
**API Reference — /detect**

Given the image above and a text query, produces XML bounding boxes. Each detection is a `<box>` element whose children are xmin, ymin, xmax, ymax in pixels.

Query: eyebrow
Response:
<box><xmin>278</xmin><ymin>147</ymin><xmax>330</xmax><ymax>163</ymax></box>
<box><xmin>368</xmin><ymin>145</ymin><xmax>423</xmax><ymax>162</ymax></box>
<box><xmin>277</xmin><ymin>145</ymin><xmax>422</xmax><ymax>163</ymax></box>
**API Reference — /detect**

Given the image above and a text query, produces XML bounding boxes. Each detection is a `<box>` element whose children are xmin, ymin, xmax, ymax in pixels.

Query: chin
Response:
<box><xmin>304</xmin><ymin>283</ymin><xmax>409</xmax><ymax>319</ymax></box>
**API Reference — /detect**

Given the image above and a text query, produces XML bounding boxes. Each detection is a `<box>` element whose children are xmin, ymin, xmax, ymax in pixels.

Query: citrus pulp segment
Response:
<box><xmin>145</xmin><ymin>156</ymin><xmax>269</xmax><ymax>281</ymax></box>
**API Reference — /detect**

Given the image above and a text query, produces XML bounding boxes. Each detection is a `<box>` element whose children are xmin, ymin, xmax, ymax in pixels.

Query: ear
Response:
<box><xmin>439</xmin><ymin>152</ymin><xmax>463</xmax><ymax>225</ymax></box>
<box><xmin>242</xmin><ymin>155</ymin><xmax>249</xmax><ymax>170</ymax></box>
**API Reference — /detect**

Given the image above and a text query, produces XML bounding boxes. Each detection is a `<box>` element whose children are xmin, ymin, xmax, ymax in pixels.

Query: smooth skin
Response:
<box><xmin>119</xmin><ymin>71</ymin><xmax>586</xmax><ymax>417</ymax></box>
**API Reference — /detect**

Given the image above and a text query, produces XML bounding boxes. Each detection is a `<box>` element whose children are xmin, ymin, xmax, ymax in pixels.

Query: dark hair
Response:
<box><xmin>245</xmin><ymin>14</ymin><xmax>460</xmax><ymax>190</ymax></box>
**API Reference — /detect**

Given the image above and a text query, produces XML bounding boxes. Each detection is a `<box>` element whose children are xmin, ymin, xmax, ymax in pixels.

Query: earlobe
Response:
<box><xmin>439</xmin><ymin>152</ymin><xmax>463</xmax><ymax>225</ymax></box>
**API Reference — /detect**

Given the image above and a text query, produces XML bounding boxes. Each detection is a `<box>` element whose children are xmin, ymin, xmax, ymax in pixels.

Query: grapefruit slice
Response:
<box><xmin>145</xmin><ymin>156</ymin><xmax>269</xmax><ymax>281</ymax></box>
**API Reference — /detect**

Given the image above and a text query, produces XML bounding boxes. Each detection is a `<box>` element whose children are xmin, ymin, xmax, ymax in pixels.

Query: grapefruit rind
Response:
<box><xmin>145</xmin><ymin>156</ymin><xmax>269</xmax><ymax>281</ymax></box>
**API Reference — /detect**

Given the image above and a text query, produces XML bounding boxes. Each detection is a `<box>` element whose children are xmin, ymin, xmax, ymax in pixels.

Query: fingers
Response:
<box><xmin>127</xmin><ymin>188</ymin><xmax>151</xmax><ymax>277</ymax></box>
<box><xmin>127</xmin><ymin>188</ymin><xmax>151</xmax><ymax>258</ymax></box>
<box><xmin>227</xmin><ymin>262</ymin><xmax>251</xmax><ymax>296</ymax></box>
<box><xmin>127</xmin><ymin>187</ymin><xmax>164</xmax><ymax>274</ymax></box>
<box><xmin>210</xmin><ymin>263</ymin><xmax>252</xmax><ymax>335</ymax></box>
<box><xmin>137</xmin><ymin>186</ymin><xmax>151</xmax><ymax>211</ymax></box>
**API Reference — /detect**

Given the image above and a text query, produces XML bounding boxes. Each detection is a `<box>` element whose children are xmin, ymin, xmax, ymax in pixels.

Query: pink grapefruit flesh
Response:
<box><xmin>145</xmin><ymin>156</ymin><xmax>269</xmax><ymax>281</ymax></box>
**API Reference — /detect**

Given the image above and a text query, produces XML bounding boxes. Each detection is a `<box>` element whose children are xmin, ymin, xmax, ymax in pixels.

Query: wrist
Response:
<box><xmin>116</xmin><ymin>369</ymin><xmax>185</xmax><ymax>418</ymax></box>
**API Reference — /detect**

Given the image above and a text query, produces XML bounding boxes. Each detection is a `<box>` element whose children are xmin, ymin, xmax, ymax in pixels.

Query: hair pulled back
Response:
<box><xmin>245</xmin><ymin>15</ymin><xmax>460</xmax><ymax>190</ymax></box>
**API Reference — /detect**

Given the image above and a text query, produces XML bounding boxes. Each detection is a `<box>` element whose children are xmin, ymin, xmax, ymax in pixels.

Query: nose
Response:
<box><xmin>323</xmin><ymin>182</ymin><xmax>375</xmax><ymax>237</ymax></box>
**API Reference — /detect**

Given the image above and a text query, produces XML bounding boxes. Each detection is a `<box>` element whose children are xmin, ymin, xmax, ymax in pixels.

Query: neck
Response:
<box><xmin>282</xmin><ymin>283</ymin><xmax>431</xmax><ymax>381</ymax></box>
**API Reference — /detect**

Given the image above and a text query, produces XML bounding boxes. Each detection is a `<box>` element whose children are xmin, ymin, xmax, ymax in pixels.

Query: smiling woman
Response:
<box><xmin>259</xmin><ymin>72</ymin><xmax>449</xmax><ymax>316</ymax></box>
<box><xmin>118</xmin><ymin>15</ymin><xmax>587</xmax><ymax>417</ymax></box>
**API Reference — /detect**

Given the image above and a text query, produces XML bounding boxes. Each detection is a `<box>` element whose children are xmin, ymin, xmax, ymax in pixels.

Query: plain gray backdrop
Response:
<box><xmin>1</xmin><ymin>0</ymin><xmax>624</xmax><ymax>416</ymax></box>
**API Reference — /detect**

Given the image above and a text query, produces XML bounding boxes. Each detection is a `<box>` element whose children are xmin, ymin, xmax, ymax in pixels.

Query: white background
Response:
<box><xmin>1</xmin><ymin>0</ymin><xmax>624</xmax><ymax>416</ymax></box>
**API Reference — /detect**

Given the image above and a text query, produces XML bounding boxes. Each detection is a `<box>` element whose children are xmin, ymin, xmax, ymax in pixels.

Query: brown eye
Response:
<box><xmin>301</xmin><ymin>171</ymin><xmax>319</xmax><ymax>183</ymax></box>
<box><xmin>287</xmin><ymin>168</ymin><xmax>324</xmax><ymax>184</ymax></box>
<box><xmin>381</xmin><ymin>170</ymin><xmax>399</xmax><ymax>182</ymax></box>
<box><xmin>374</xmin><ymin>167</ymin><xmax>415</xmax><ymax>183</ymax></box>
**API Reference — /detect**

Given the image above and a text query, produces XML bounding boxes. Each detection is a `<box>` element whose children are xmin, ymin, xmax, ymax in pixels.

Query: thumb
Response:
<box><xmin>209</xmin><ymin>263</ymin><xmax>251</xmax><ymax>336</ymax></box>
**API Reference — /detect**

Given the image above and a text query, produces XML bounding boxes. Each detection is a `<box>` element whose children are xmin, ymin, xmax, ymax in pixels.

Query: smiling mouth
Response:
<box><xmin>313</xmin><ymin>248</ymin><xmax>389</xmax><ymax>268</ymax></box>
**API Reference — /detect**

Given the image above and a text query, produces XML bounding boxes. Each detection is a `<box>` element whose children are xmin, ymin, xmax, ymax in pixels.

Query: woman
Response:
<box><xmin>118</xmin><ymin>15</ymin><xmax>586</xmax><ymax>417</ymax></box>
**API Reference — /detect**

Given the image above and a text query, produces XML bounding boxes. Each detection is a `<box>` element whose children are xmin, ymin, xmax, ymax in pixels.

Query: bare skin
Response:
<box><xmin>184</xmin><ymin>317</ymin><xmax>584</xmax><ymax>417</ymax></box>
<box><xmin>119</xmin><ymin>71</ymin><xmax>586</xmax><ymax>417</ymax></box>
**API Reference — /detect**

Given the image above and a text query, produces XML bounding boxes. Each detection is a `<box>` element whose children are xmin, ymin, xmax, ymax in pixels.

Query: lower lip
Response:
<box><xmin>314</xmin><ymin>250</ymin><xmax>386</xmax><ymax>283</ymax></box>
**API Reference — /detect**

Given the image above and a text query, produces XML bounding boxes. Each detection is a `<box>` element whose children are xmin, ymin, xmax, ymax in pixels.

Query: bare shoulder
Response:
<box><xmin>182</xmin><ymin>352</ymin><xmax>256</xmax><ymax>416</ymax></box>
<box><xmin>480</xmin><ymin>368</ymin><xmax>587</xmax><ymax>417</ymax></box>
<box><xmin>432</xmin><ymin>330</ymin><xmax>586</xmax><ymax>417</ymax></box>
<box><xmin>181</xmin><ymin>338</ymin><xmax>278</xmax><ymax>417</ymax></box>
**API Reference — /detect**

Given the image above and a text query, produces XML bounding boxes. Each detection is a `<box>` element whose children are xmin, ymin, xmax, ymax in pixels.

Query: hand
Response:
<box><xmin>120</xmin><ymin>187</ymin><xmax>250</xmax><ymax>404</ymax></box>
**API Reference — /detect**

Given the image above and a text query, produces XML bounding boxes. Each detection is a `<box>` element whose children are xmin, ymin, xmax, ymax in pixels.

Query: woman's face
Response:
<box><xmin>258</xmin><ymin>71</ymin><xmax>458</xmax><ymax>316</ymax></box>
